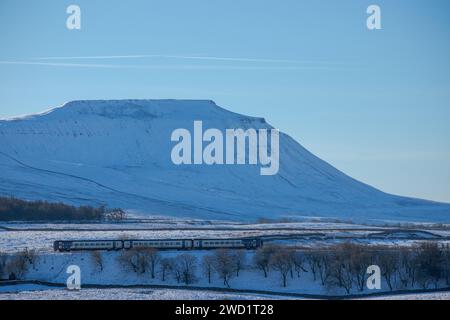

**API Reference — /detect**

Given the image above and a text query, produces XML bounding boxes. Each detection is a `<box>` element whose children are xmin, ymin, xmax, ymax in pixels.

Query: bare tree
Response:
<box><xmin>118</xmin><ymin>249</ymin><xmax>139</xmax><ymax>273</ymax></box>
<box><xmin>414</xmin><ymin>242</ymin><xmax>445</xmax><ymax>289</ymax></box>
<box><xmin>443</xmin><ymin>246</ymin><xmax>450</xmax><ymax>286</ymax></box>
<box><xmin>6</xmin><ymin>250</ymin><xmax>30</xmax><ymax>280</ymax></box>
<box><xmin>325</xmin><ymin>244</ymin><xmax>354</xmax><ymax>294</ymax></box>
<box><xmin>231</xmin><ymin>251</ymin><xmax>246</xmax><ymax>277</ymax></box>
<box><xmin>253</xmin><ymin>246</ymin><xmax>277</xmax><ymax>278</ymax></box>
<box><xmin>146</xmin><ymin>249</ymin><xmax>161</xmax><ymax>279</ymax></box>
<box><xmin>90</xmin><ymin>251</ymin><xmax>104</xmax><ymax>272</ymax></box>
<box><xmin>397</xmin><ymin>247</ymin><xmax>416</xmax><ymax>288</ymax></box>
<box><xmin>291</xmin><ymin>251</ymin><xmax>307</xmax><ymax>279</ymax></box>
<box><xmin>0</xmin><ymin>252</ymin><xmax>7</xmax><ymax>279</ymax></box>
<box><xmin>172</xmin><ymin>259</ymin><xmax>183</xmax><ymax>283</ymax></box>
<box><xmin>160</xmin><ymin>258</ymin><xmax>174</xmax><ymax>282</ymax></box>
<box><xmin>270</xmin><ymin>249</ymin><xmax>292</xmax><ymax>287</ymax></box>
<box><xmin>316</xmin><ymin>252</ymin><xmax>331</xmax><ymax>286</ymax></box>
<box><xmin>22</xmin><ymin>248</ymin><xmax>38</xmax><ymax>269</ymax></box>
<box><xmin>213</xmin><ymin>250</ymin><xmax>235</xmax><ymax>288</ymax></box>
<box><xmin>202</xmin><ymin>254</ymin><xmax>215</xmax><ymax>284</ymax></box>
<box><xmin>174</xmin><ymin>254</ymin><xmax>197</xmax><ymax>285</ymax></box>
<box><xmin>349</xmin><ymin>244</ymin><xmax>372</xmax><ymax>292</ymax></box>
<box><xmin>376</xmin><ymin>250</ymin><xmax>399</xmax><ymax>291</ymax></box>
<box><xmin>117</xmin><ymin>248</ymin><xmax>148</xmax><ymax>274</ymax></box>
<box><xmin>306</xmin><ymin>252</ymin><xmax>320</xmax><ymax>280</ymax></box>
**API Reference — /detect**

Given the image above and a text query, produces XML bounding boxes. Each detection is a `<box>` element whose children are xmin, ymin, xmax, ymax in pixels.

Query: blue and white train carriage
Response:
<box><xmin>53</xmin><ymin>238</ymin><xmax>262</xmax><ymax>252</ymax></box>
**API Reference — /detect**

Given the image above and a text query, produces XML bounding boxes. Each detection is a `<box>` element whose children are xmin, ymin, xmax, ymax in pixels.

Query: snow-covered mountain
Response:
<box><xmin>0</xmin><ymin>99</ymin><xmax>449</xmax><ymax>223</ymax></box>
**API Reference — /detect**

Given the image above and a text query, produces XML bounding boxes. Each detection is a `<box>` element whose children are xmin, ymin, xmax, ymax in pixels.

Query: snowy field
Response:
<box><xmin>1</xmin><ymin>248</ymin><xmax>449</xmax><ymax>299</ymax></box>
<box><xmin>0</xmin><ymin>220</ymin><xmax>448</xmax><ymax>253</ymax></box>
<box><xmin>1</xmin><ymin>285</ymin><xmax>449</xmax><ymax>300</ymax></box>
<box><xmin>0</xmin><ymin>286</ymin><xmax>285</xmax><ymax>300</ymax></box>
<box><xmin>361</xmin><ymin>292</ymin><xmax>450</xmax><ymax>300</ymax></box>
<box><xmin>1</xmin><ymin>219</ymin><xmax>449</xmax><ymax>300</ymax></box>
<box><xmin>1</xmin><ymin>251</ymin><xmax>351</xmax><ymax>295</ymax></box>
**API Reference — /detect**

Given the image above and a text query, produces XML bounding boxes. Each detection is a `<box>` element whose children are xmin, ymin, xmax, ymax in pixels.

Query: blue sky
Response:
<box><xmin>0</xmin><ymin>0</ymin><xmax>449</xmax><ymax>202</ymax></box>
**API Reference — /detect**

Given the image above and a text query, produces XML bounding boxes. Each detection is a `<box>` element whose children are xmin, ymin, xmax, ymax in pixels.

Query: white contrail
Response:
<box><xmin>31</xmin><ymin>54</ymin><xmax>344</xmax><ymax>65</ymax></box>
<box><xmin>0</xmin><ymin>60</ymin><xmax>337</xmax><ymax>71</ymax></box>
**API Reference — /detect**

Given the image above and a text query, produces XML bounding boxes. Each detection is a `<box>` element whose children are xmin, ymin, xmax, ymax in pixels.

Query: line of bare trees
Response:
<box><xmin>116</xmin><ymin>248</ymin><xmax>246</xmax><ymax>287</ymax></box>
<box><xmin>110</xmin><ymin>242</ymin><xmax>449</xmax><ymax>293</ymax></box>
<box><xmin>253</xmin><ymin>242</ymin><xmax>450</xmax><ymax>292</ymax></box>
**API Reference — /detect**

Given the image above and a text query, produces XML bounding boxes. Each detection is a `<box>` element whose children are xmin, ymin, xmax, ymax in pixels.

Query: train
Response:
<box><xmin>53</xmin><ymin>238</ymin><xmax>263</xmax><ymax>252</ymax></box>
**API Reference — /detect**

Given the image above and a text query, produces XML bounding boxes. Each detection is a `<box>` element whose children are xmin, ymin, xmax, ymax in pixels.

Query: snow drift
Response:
<box><xmin>0</xmin><ymin>99</ymin><xmax>449</xmax><ymax>223</ymax></box>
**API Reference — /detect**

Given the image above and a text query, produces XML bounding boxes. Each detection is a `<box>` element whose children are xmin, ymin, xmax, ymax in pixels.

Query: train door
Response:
<box><xmin>184</xmin><ymin>240</ymin><xmax>193</xmax><ymax>250</ymax></box>
<box><xmin>193</xmin><ymin>240</ymin><xmax>201</xmax><ymax>249</ymax></box>
<box><xmin>64</xmin><ymin>242</ymin><xmax>72</xmax><ymax>251</ymax></box>
<box><xmin>114</xmin><ymin>241</ymin><xmax>123</xmax><ymax>250</ymax></box>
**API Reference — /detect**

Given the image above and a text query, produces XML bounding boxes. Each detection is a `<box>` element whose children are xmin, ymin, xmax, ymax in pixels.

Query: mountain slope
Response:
<box><xmin>0</xmin><ymin>99</ymin><xmax>449</xmax><ymax>223</ymax></box>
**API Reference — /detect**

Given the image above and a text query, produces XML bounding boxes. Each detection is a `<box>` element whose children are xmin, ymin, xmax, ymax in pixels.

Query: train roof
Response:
<box><xmin>54</xmin><ymin>237</ymin><xmax>262</xmax><ymax>242</ymax></box>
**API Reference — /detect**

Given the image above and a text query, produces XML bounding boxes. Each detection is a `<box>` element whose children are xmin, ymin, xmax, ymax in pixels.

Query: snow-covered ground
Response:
<box><xmin>0</xmin><ymin>220</ymin><xmax>382</xmax><ymax>231</ymax></box>
<box><xmin>0</xmin><ymin>286</ymin><xmax>286</xmax><ymax>300</ymax></box>
<box><xmin>1</xmin><ymin>284</ymin><xmax>449</xmax><ymax>300</ymax></box>
<box><xmin>3</xmin><ymin>251</ymin><xmax>342</xmax><ymax>295</ymax></box>
<box><xmin>1</xmin><ymin>218</ymin><xmax>448</xmax><ymax>300</ymax></box>
<box><xmin>361</xmin><ymin>292</ymin><xmax>450</xmax><ymax>300</ymax></box>
<box><xmin>1</xmin><ymin>247</ymin><xmax>448</xmax><ymax>298</ymax></box>
<box><xmin>0</xmin><ymin>220</ymin><xmax>447</xmax><ymax>253</ymax></box>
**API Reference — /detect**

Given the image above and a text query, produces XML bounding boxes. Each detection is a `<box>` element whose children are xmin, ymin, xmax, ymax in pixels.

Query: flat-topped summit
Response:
<box><xmin>2</xmin><ymin>99</ymin><xmax>268</xmax><ymax>125</ymax></box>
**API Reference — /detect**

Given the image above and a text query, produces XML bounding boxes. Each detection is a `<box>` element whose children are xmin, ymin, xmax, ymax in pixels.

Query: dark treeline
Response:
<box><xmin>0</xmin><ymin>196</ymin><xmax>126</xmax><ymax>221</ymax></box>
